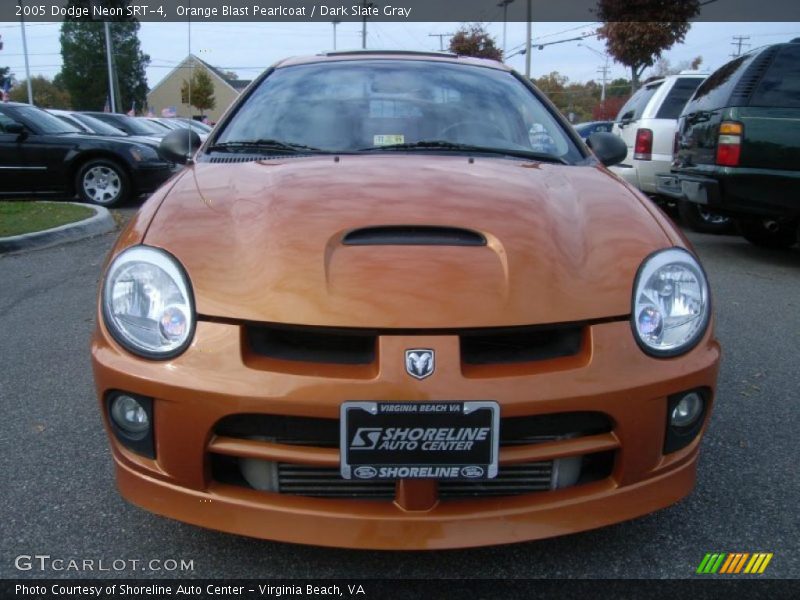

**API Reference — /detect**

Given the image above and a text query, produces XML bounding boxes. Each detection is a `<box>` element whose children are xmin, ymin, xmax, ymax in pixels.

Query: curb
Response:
<box><xmin>0</xmin><ymin>202</ymin><xmax>116</xmax><ymax>255</ymax></box>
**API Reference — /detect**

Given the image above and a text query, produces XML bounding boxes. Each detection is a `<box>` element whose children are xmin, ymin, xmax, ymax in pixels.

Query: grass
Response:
<box><xmin>0</xmin><ymin>201</ymin><xmax>95</xmax><ymax>237</ymax></box>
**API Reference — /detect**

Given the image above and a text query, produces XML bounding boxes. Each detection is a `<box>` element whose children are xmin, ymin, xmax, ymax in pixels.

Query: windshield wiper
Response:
<box><xmin>207</xmin><ymin>139</ymin><xmax>324</xmax><ymax>154</ymax></box>
<box><xmin>358</xmin><ymin>140</ymin><xmax>568</xmax><ymax>164</ymax></box>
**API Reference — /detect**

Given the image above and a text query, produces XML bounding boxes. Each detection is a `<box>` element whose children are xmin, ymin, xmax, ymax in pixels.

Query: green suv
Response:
<box><xmin>657</xmin><ymin>39</ymin><xmax>800</xmax><ymax>248</ymax></box>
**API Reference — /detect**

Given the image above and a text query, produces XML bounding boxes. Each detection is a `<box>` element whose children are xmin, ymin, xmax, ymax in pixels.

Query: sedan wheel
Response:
<box><xmin>77</xmin><ymin>160</ymin><xmax>130</xmax><ymax>207</ymax></box>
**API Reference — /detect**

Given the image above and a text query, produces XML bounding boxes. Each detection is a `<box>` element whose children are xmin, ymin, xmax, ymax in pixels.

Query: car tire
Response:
<box><xmin>76</xmin><ymin>159</ymin><xmax>130</xmax><ymax>207</ymax></box>
<box><xmin>678</xmin><ymin>201</ymin><xmax>733</xmax><ymax>234</ymax></box>
<box><xmin>736</xmin><ymin>217</ymin><xmax>799</xmax><ymax>249</ymax></box>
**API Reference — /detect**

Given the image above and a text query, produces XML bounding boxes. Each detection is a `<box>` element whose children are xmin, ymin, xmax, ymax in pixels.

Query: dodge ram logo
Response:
<box><xmin>405</xmin><ymin>349</ymin><xmax>434</xmax><ymax>379</ymax></box>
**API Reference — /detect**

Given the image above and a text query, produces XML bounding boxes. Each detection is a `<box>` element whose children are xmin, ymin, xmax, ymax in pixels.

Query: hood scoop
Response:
<box><xmin>342</xmin><ymin>225</ymin><xmax>486</xmax><ymax>247</ymax></box>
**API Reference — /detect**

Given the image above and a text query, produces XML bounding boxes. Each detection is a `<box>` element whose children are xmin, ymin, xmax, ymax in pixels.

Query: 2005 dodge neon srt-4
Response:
<box><xmin>91</xmin><ymin>52</ymin><xmax>720</xmax><ymax>549</ymax></box>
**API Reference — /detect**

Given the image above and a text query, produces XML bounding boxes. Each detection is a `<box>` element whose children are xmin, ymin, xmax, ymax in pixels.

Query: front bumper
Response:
<box><xmin>92</xmin><ymin>319</ymin><xmax>720</xmax><ymax>549</ymax></box>
<box><xmin>130</xmin><ymin>163</ymin><xmax>177</xmax><ymax>195</ymax></box>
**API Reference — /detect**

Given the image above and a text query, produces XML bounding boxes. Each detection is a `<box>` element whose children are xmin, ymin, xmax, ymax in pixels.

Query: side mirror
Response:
<box><xmin>5</xmin><ymin>122</ymin><xmax>27</xmax><ymax>138</ymax></box>
<box><xmin>159</xmin><ymin>128</ymin><xmax>201</xmax><ymax>164</ymax></box>
<box><xmin>587</xmin><ymin>132</ymin><xmax>628</xmax><ymax>167</ymax></box>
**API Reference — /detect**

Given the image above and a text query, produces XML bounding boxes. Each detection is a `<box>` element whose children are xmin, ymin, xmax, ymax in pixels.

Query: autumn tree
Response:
<box><xmin>596</xmin><ymin>0</ymin><xmax>700</xmax><ymax>92</ymax></box>
<box><xmin>59</xmin><ymin>1</ymin><xmax>150</xmax><ymax>111</ymax></box>
<box><xmin>449</xmin><ymin>24</ymin><xmax>503</xmax><ymax>60</ymax></box>
<box><xmin>181</xmin><ymin>67</ymin><xmax>216</xmax><ymax>115</ymax></box>
<box><xmin>9</xmin><ymin>76</ymin><xmax>71</xmax><ymax>108</ymax></box>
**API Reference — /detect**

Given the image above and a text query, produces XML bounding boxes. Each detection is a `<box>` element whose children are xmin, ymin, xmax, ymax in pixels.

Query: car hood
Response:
<box><xmin>144</xmin><ymin>155</ymin><xmax>672</xmax><ymax>328</ymax></box>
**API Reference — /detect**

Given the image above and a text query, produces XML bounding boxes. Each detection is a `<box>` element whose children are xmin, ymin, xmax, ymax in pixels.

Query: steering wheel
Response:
<box><xmin>438</xmin><ymin>119</ymin><xmax>508</xmax><ymax>142</ymax></box>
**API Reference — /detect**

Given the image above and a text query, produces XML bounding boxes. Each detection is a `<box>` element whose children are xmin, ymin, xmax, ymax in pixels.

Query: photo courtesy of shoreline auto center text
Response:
<box><xmin>1</xmin><ymin>0</ymin><xmax>798</xmax><ymax>598</ymax></box>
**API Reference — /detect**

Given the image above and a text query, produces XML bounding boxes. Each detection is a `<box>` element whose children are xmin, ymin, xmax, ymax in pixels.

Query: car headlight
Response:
<box><xmin>129</xmin><ymin>144</ymin><xmax>160</xmax><ymax>162</ymax></box>
<box><xmin>102</xmin><ymin>246</ymin><xmax>195</xmax><ymax>359</ymax></box>
<box><xmin>632</xmin><ymin>248</ymin><xmax>710</xmax><ymax>357</ymax></box>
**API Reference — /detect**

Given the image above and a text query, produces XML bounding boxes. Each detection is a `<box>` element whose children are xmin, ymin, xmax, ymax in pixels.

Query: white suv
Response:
<box><xmin>610</xmin><ymin>72</ymin><xmax>706</xmax><ymax>195</ymax></box>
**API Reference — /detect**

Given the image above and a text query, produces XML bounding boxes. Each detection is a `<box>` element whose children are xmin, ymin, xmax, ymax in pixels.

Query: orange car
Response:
<box><xmin>92</xmin><ymin>52</ymin><xmax>720</xmax><ymax>549</ymax></box>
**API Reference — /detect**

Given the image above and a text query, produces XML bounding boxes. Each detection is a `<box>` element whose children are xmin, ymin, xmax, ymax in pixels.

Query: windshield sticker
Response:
<box><xmin>373</xmin><ymin>134</ymin><xmax>405</xmax><ymax>146</ymax></box>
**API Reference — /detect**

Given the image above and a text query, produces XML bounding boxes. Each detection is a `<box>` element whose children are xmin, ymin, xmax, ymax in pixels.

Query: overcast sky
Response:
<box><xmin>1</xmin><ymin>20</ymin><xmax>798</xmax><ymax>90</ymax></box>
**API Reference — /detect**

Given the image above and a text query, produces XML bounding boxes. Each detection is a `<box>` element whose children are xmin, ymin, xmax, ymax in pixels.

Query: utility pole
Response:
<box><xmin>525</xmin><ymin>0</ymin><xmax>532</xmax><ymax>78</ymax></box>
<box><xmin>597</xmin><ymin>62</ymin><xmax>610</xmax><ymax>119</ymax></box>
<box><xmin>428</xmin><ymin>33</ymin><xmax>453</xmax><ymax>52</ymax></box>
<box><xmin>103</xmin><ymin>22</ymin><xmax>116</xmax><ymax>112</ymax></box>
<box><xmin>332</xmin><ymin>19</ymin><xmax>340</xmax><ymax>51</ymax></box>
<box><xmin>730</xmin><ymin>35</ymin><xmax>750</xmax><ymax>58</ymax></box>
<box><xmin>18</xmin><ymin>1</ymin><xmax>33</xmax><ymax>104</ymax></box>
<box><xmin>361</xmin><ymin>0</ymin><xmax>373</xmax><ymax>50</ymax></box>
<box><xmin>497</xmin><ymin>0</ymin><xmax>515</xmax><ymax>57</ymax></box>
<box><xmin>597</xmin><ymin>64</ymin><xmax>609</xmax><ymax>103</ymax></box>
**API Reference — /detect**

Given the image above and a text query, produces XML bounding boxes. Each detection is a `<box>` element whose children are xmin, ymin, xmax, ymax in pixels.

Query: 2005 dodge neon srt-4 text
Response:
<box><xmin>91</xmin><ymin>51</ymin><xmax>720</xmax><ymax>549</ymax></box>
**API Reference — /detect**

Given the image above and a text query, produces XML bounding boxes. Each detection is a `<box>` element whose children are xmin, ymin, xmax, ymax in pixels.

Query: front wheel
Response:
<box><xmin>76</xmin><ymin>159</ymin><xmax>130</xmax><ymax>207</ymax></box>
<box><xmin>678</xmin><ymin>200</ymin><xmax>733</xmax><ymax>234</ymax></box>
<box><xmin>736</xmin><ymin>217</ymin><xmax>799</xmax><ymax>249</ymax></box>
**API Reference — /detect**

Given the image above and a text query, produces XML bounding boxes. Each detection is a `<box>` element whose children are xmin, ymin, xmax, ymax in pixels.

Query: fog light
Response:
<box><xmin>240</xmin><ymin>437</ymin><xmax>279</xmax><ymax>492</ymax></box>
<box><xmin>670</xmin><ymin>392</ymin><xmax>703</xmax><ymax>428</ymax></box>
<box><xmin>110</xmin><ymin>394</ymin><xmax>150</xmax><ymax>435</ymax></box>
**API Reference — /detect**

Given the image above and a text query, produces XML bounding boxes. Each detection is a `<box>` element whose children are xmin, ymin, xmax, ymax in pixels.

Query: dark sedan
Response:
<box><xmin>83</xmin><ymin>111</ymin><xmax>168</xmax><ymax>139</ymax></box>
<box><xmin>0</xmin><ymin>103</ymin><xmax>175</xmax><ymax>206</ymax></box>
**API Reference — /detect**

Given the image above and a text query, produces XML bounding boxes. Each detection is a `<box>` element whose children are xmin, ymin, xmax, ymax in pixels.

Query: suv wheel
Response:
<box><xmin>678</xmin><ymin>201</ymin><xmax>733</xmax><ymax>234</ymax></box>
<box><xmin>76</xmin><ymin>159</ymin><xmax>130</xmax><ymax>207</ymax></box>
<box><xmin>737</xmin><ymin>217</ymin><xmax>799</xmax><ymax>249</ymax></box>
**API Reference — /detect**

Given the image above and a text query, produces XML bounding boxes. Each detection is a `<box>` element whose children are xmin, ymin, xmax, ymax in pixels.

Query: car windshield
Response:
<box><xmin>216</xmin><ymin>60</ymin><xmax>582</xmax><ymax>162</ymax></box>
<box><xmin>16</xmin><ymin>105</ymin><xmax>82</xmax><ymax>134</ymax></box>
<box><xmin>73</xmin><ymin>113</ymin><xmax>127</xmax><ymax>136</ymax></box>
<box><xmin>148</xmin><ymin>119</ymin><xmax>175</xmax><ymax>130</ymax></box>
<box><xmin>183</xmin><ymin>119</ymin><xmax>211</xmax><ymax>133</ymax></box>
<box><xmin>129</xmin><ymin>118</ymin><xmax>166</xmax><ymax>134</ymax></box>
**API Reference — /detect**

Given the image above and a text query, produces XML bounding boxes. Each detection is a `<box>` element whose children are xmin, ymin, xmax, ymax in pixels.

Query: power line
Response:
<box><xmin>428</xmin><ymin>33</ymin><xmax>454</xmax><ymax>51</ymax></box>
<box><xmin>730</xmin><ymin>35</ymin><xmax>750</xmax><ymax>57</ymax></box>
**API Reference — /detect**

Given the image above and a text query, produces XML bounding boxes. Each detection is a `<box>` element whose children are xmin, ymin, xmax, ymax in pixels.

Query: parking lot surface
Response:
<box><xmin>1</xmin><ymin>220</ymin><xmax>798</xmax><ymax>579</ymax></box>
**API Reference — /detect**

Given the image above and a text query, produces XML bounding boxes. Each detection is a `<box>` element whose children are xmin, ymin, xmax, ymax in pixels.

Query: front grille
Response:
<box><xmin>243</xmin><ymin>322</ymin><xmax>587</xmax><ymax>366</ymax></box>
<box><xmin>210</xmin><ymin>412</ymin><xmax>615</xmax><ymax>500</ymax></box>
<box><xmin>215</xmin><ymin>412</ymin><xmax>612</xmax><ymax>446</ymax></box>
<box><xmin>276</xmin><ymin>461</ymin><xmax>554</xmax><ymax>499</ymax></box>
<box><xmin>247</xmin><ymin>325</ymin><xmax>376</xmax><ymax>365</ymax></box>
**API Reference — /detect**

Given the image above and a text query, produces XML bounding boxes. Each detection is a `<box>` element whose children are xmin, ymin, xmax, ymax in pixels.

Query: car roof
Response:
<box><xmin>273</xmin><ymin>50</ymin><xmax>510</xmax><ymax>72</ymax></box>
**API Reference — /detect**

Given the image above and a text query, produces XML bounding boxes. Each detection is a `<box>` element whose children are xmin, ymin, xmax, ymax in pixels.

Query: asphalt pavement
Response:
<box><xmin>1</xmin><ymin>217</ymin><xmax>798</xmax><ymax>580</ymax></box>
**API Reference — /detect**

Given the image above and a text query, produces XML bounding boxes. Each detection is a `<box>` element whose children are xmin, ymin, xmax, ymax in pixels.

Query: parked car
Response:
<box><xmin>47</xmin><ymin>109</ymin><xmax>163</xmax><ymax>148</ymax></box>
<box><xmin>0</xmin><ymin>102</ymin><xmax>175</xmax><ymax>206</ymax></box>
<box><xmin>573</xmin><ymin>120</ymin><xmax>613</xmax><ymax>139</ymax></box>
<box><xmin>657</xmin><ymin>39</ymin><xmax>800</xmax><ymax>248</ymax></box>
<box><xmin>83</xmin><ymin>111</ymin><xmax>168</xmax><ymax>141</ymax></box>
<box><xmin>142</xmin><ymin>117</ymin><xmax>209</xmax><ymax>142</ymax></box>
<box><xmin>92</xmin><ymin>51</ymin><xmax>718</xmax><ymax>549</ymax></box>
<box><xmin>609</xmin><ymin>72</ymin><xmax>732</xmax><ymax>233</ymax></box>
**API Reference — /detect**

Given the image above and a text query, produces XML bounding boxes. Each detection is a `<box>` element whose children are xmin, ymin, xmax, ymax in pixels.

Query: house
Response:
<box><xmin>146</xmin><ymin>54</ymin><xmax>252</xmax><ymax>122</ymax></box>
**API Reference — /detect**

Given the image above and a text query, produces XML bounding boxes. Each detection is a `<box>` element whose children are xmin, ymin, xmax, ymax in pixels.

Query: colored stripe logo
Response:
<box><xmin>697</xmin><ymin>553</ymin><xmax>773</xmax><ymax>574</ymax></box>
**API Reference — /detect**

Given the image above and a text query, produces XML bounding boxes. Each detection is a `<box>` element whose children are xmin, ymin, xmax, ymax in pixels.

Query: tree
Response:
<box><xmin>648</xmin><ymin>55</ymin><xmax>703</xmax><ymax>78</ymax></box>
<box><xmin>181</xmin><ymin>67</ymin><xmax>216</xmax><ymax>115</ymax></box>
<box><xmin>449</xmin><ymin>24</ymin><xmax>502</xmax><ymax>60</ymax></box>
<box><xmin>8</xmin><ymin>76</ymin><xmax>71</xmax><ymax>108</ymax></box>
<box><xmin>58</xmin><ymin>1</ymin><xmax>150</xmax><ymax>111</ymax></box>
<box><xmin>596</xmin><ymin>0</ymin><xmax>700</xmax><ymax>92</ymax></box>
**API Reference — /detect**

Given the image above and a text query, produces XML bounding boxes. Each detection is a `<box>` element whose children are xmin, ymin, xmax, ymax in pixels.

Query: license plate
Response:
<box><xmin>681</xmin><ymin>180</ymin><xmax>709</xmax><ymax>204</ymax></box>
<box><xmin>340</xmin><ymin>401</ymin><xmax>499</xmax><ymax>480</ymax></box>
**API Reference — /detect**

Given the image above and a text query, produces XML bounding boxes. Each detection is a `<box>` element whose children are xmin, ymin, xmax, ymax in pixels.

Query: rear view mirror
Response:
<box><xmin>587</xmin><ymin>132</ymin><xmax>628</xmax><ymax>167</ymax></box>
<box><xmin>159</xmin><ymin>128</ymin><xmax>201</xmax><ymax>164</ymax></box>
<box><xmin>5</xmin><ymin>122</ymin><xmax>26</xmax><ymax>137</ymax></box>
